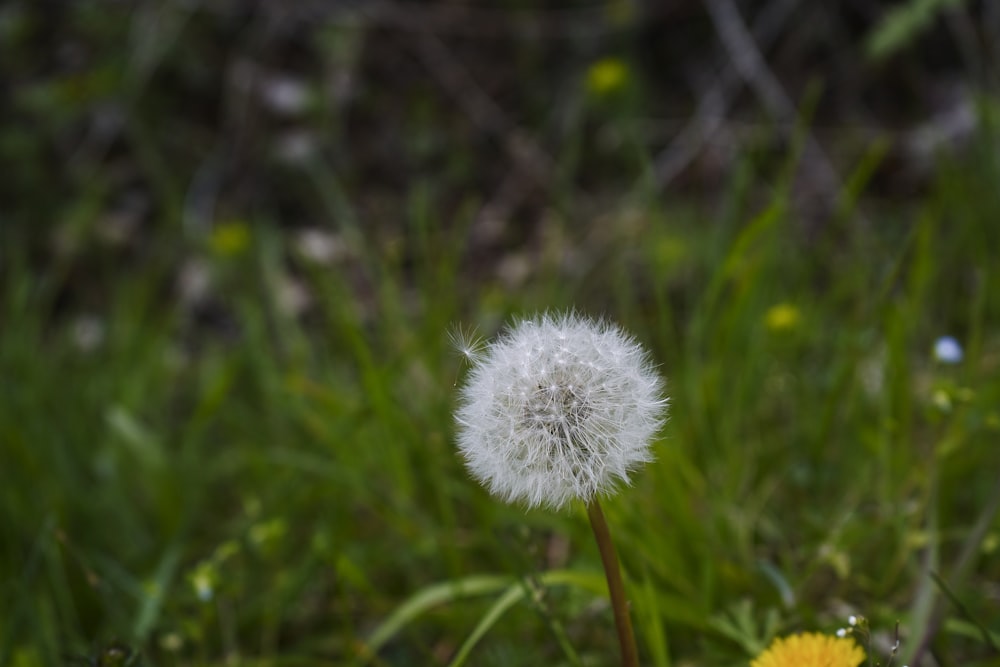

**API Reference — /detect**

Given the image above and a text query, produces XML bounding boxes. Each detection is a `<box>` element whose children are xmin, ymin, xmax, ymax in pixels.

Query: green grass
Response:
<box><xmin>3</xmin><ymin>97</ymin><xmax>1000</xmax><ymax>667</ymax></box>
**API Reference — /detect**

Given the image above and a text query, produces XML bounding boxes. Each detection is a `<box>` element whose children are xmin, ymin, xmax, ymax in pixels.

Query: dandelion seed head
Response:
<box><xmin>454</xmin><ymin>312</ymin><xmax>667</xmax><ymax>510</ymax></box>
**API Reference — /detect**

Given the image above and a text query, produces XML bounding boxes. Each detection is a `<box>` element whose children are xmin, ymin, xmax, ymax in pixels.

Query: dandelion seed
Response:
<box><xmin>751</xmin><ymin>632</ymin><xmax>866</xmax><ymax>667</ymax></box>
<box><xmin>454</xmin><ymin>312</ymin><xmax>667</xmax><ymax>510</ymax></box>
<box><xmin>448</xmin><ymin>323</ymin><xmax>485</xmax><ymax>364</ymax></box>
<box><xmin>933</xmin><ymin>336</ymin><xmax>963</xmax><ymax>364</ymax></box>
<box><xmin>454</xmin><ymin>312</ymin><xmax>665</xmax><ymax>666</ymax></box>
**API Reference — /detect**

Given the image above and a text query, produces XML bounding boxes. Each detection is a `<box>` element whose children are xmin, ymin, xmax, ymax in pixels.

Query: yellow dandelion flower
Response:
<box><xmin>209</xmin><ymin>221</ymin><xmax>251</xmax><ymax>257</ymax></box>
<box><xmin>751</xmin><ymin>632</ymin><xmax>866</xmax><ymax>667</ymax></box>
<box><xmin>765</xmin><ymin>303</ymin><xmax>800</xmax><ymax>332</ymax></box>
<box><xmin>586</xmin><ymin>57</ymin><xmax>629</xmax><ymax>96</ymax></box>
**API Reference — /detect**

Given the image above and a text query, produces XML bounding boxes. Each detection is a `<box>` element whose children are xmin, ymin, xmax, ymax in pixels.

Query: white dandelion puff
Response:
<box><xmin>454</xmin><ymin>312</ymin><xmax>667</xmax><ymax>510</ymax></box>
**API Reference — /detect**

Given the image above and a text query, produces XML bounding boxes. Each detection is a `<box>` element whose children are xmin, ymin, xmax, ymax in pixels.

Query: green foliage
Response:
<box><xmin>867</xmin><ymin>0</ymin><xmax>970</xmax><ymax>60</ymax></box>
<box><xmin>4</xmin><ymin>124</ymin><xmax>1000</xmax><ymax>662</ymax></box>
<box><xmin>2</xmin><ymin>2</ymin><xmax>1000</xmax><ymax>666</ymax></box>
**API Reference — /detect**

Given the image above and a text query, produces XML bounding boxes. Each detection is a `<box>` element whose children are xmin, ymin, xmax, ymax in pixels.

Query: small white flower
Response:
<box><xmin>259</xmin><ymin>74</ymin><xmax>311</xmax><ymax>116</ymax></box>
<box><xmin>454</xmin><ymin>312</ymin><xmax>667</xmax><ymax>510</ymax></box>
<box><xmin>294</xmin><ymin>228</ymin><xmax>346</xmax><ymax>265</ymax></box>
<box><xmin>933</xmin><ymin>336</ymin><xmax>963</xmax><ymax>364</ymax></box>
<box><xmin>848</xmin><ymin>615</ymin><xmax>858</xmax><ymax>626</ymax></box>
<box><xmin>836</xmin><ymin>628</ymin><xmax>847</xmax><ymax>637</ymax></box>
<box><xmin>71</xmin><ymin>315</ymin><xmax>105</xmax><ymax>352</ymax></box>
<box><xmin>191</xmin><ymin>568</ymin><xmax>214</xmax><ymax>602</ymax></box>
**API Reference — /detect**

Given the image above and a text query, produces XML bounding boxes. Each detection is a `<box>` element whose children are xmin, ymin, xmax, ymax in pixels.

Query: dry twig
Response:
<box><xmin>653</xmin><ymin>0</ymin><xmax>798</xmax><ymax>186</ymax></box>
<box><xmin>701</xmin><ymin>0</ymin><xmax>845</xmax><ymax>212</ymax></box>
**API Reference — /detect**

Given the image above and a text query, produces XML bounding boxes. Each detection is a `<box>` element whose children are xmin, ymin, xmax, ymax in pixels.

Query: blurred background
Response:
<box><xmin>2</xmin><ymin>1</ymin><xmax>999</xmax><ymax>665</ymax></box>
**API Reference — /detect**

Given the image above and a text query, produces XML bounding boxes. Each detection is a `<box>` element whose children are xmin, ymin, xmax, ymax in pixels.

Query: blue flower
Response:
<box><xmin>933</xmin><ymin>336</ymin><xmax>963</xmax><ymax>364</ymax></box>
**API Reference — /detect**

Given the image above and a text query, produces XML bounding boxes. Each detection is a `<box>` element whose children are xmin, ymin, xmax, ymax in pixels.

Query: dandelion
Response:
<box><xmin>751</xmin><ymin>632</ymin><xmax>866</xmax><ymax>667</ymax></box>
<box><xmin>933</xmin><ymin>336</ymin><xmax>963</xmax><ymax>364</ymax></box>
<box><xmin>586</xmin><ymin>57</ymin><xmax>630</xmax><ymax>96</ymax></box>
<box><xmin>454</xmin><ymin>312</ymin><xmax>667</xmax><ymax>667</ymax></box>
<box><xmin>454</xmin><ymin>312</ymin><xmax>666</xmax><ymax>510</ymax></box>
<box><xmin>765</xmin><ymin>303</ymin><xmax>800</xmax><ymax>332</ymax></box>
<box><xmin>209</xmin><ymin>220</ymin><xmax>250</xmax><ymax>257</ymax></box>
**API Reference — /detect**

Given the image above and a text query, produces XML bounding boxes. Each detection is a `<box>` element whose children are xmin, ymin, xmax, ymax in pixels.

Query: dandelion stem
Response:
<box><xmin>587</xmin><ymin>498</ymin><xmax>639</xmax><ymax>667</ymax></box>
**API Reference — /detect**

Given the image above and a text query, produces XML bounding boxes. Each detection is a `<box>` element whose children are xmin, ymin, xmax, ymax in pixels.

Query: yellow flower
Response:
<box><xmin>751</xmin><ymin>632</ymin><xmax>865</xmax><ymax>667</ymax></box>
<box><xmin>765</xmin><ymin>303</ymin><xmax>800</xmax><ymax>332</ymax></box>
<box><xmin>586</xmin><ymin>57</ymin><xmax>629</xmax><ymax>96</ymax></box>
<box><xmin>209</xmin><ymin>221</ymin><xmax>251</xmax><ymax>257</ymax></box>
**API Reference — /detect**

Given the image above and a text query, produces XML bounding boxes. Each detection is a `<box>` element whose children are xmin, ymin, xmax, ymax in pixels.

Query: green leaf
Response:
<box><xmin>867</xmin><ymin>0</ymin><xmax>967</xmax><ymax>60</ymax></box>
<box><xmin>362</xmin><ymin>570</ymin><xmax>607</xmax><ymax>663</ymax></box>
<box><xmin>447</xmin><ymin>584</ymin><xmax>524</xmax><ymax>667</ymax></box>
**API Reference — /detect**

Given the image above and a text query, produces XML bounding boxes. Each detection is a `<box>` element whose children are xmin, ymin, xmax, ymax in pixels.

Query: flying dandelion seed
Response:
<box><xmin>448</xmin><ymin>323</ymin><xmax>486</xmax><ymax>365</ymax></box>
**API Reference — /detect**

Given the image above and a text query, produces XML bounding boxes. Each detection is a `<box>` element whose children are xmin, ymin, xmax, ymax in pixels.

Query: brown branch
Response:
<box><xmin>653</xmin><ymin>0</ymin><xmax>799</xmax><ymax>186</ymax></box>
<box><xmin>409</xmin><ymin>29</ymin><xmax>559</xmax><ymax>234</ymax></box>
<box><xmin>701</xmin><ymin>0</ymin><xmax>844</xmax><ymax>210</ymax></box>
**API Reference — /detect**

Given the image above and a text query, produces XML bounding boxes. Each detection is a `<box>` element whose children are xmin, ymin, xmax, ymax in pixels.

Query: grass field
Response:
<box><xmin>3</xmin><ymin>12</ymin><xmax>1000</xmax><ymax>664</ymax></box>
